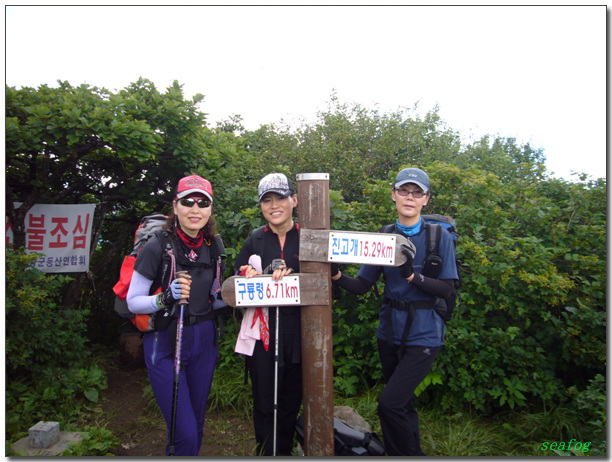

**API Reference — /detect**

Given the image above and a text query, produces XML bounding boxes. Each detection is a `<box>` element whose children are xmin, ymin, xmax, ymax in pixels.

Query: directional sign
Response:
<box><xmin>221</xmin><ymin>273</ymin><xmax>330</xmax><ymax>308</ymax></box>
<box><xmin>235</xmin><ymin>275</ymin><xmax>300</xmax><ymax>306</ymax></box>
<box><xmin>299</xmin><ymin>229</ymin><xmax>410</xmax><ymax>266</ymax></box>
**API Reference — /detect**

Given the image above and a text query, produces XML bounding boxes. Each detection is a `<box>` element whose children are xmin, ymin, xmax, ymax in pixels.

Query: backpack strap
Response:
<box><xmin>384</xmin><ymin>298</ymin><xmax>433</xmax><ymax>355</ymax></box>
<box><xmin>422</xmin><ymin>223</ymin><xmax>444</xmax><ymax>280</ymax></box>
<box><xmin>425</xmin><ymin>222</ymin><xmax>442</xmax><ymax>256</ymax></box>
<box><xmin>251</xmin><ymin>225</ymin><xmax>267</xmax><ymax>259</ymax></box>
<box><xmin>379</xmin><ymin>223</ymin><xmax>396</xmax><ymax>234</ymax></box>
<box><xmin>156</xmin><ymin>230</ymin><xmax>175</xmax><ymax>290</ymax></box>
<box><xmin>210</xmin><ymin>234</ymin><xmax>226</xmax><ymax>261</ymax></box>
<box><xmin>209</xmin><ymin>234</ymin><xmax>226</xmax><ymax>298</ymax></box>
<box><xmin>375</xmin><ymin>224</ymin><xmax>398</xmax><ymax>296</ymax></box>
<box><xmin>209</xmin><ymin>234</ymin><xmax>228</xmax><ymax>316</ymax></box>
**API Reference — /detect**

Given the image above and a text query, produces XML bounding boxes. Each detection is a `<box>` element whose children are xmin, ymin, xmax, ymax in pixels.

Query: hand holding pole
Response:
<box><xmin>175</xmin><ymin>270</ymin><xmax>191</xmax><ymax>305</ymax></box>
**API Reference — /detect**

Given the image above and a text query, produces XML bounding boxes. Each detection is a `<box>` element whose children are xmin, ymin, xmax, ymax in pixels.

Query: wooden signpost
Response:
<box><xmin>220</xmin><ymin>173</ymin><xmax>409</xmax><ymax>456</ymax></box>
<box><xmin>295</xmin><ymin>173</ymin><xmax>334</xmax><ymax>456</ymax></box>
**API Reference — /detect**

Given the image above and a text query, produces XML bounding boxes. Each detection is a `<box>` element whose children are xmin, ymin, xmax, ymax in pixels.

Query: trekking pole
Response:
<box><xmin>273</xmin><ymin>305</ymin><xmax>280</xmax><ymax>456</ymax></box>
<box><xmin>169</xmin><ymin>270</ymin><xmax>190</xmax><ymax>456</ymax></box>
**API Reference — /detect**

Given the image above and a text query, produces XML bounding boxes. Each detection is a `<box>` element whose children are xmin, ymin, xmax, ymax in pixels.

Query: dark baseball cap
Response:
<box><xmin>394</xmin><ymin>168</ymin><xmax>430</xmax><ymax>193</ymax></box>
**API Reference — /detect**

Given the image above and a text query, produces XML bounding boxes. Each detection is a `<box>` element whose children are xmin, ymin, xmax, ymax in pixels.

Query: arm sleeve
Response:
<box><xmin>126</xmin><ymin>270</ymin><xmax>160</xmax><ymax>314</ymax></box>
<box><xmin>409</xmin><ymin>272</ymin><xmax>455</xmax><ymax>299</ymax></box>
<box><xmin>333</xmin><ymin>274</ymin><xmax>374</xmax><ymax>295</ymax></box>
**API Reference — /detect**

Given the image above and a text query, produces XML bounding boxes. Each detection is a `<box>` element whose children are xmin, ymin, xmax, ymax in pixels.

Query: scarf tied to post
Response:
<box><xmin>235</xmin><ymin>255</ymin><xmax>270</xmax><ymax>355</ymax></box>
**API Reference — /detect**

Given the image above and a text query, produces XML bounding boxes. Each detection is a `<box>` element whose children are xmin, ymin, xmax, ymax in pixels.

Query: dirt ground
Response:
<box><xmin>101</xmin><ymin>355</ymin><xmax>257</xmax><ymax>457</ymax></box>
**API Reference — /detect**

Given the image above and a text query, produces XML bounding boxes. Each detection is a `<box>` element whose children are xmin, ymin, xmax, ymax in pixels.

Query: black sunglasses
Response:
<box><xmin>179</xmin><ymin>197</ymin><xmax>212</xmax><ymax>208</ymax></box>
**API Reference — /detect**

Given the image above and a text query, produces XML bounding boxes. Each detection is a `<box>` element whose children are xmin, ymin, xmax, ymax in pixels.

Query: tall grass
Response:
<box><xmin>207</xmin><ymin>366</ymin><xmax>253</xmax><ymax>421</ymax></box>
<box><xmin>333</xmin><ymin>389</ymin><xmax>602</xmax><ymax>457</ymax></box>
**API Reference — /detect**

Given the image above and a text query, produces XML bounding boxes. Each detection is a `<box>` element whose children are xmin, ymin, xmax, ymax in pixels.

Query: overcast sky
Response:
<box><xmin>4</xmin><ymin>3</ymin><xmax>607</xmax><ymax>181</ymax></box>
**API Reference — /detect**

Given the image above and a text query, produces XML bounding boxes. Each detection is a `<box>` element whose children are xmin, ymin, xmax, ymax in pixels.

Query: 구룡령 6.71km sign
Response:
<box><xmin>221</xmin><ymin>273</ymin><xmax>330</xmax><ymax>308</ymax></box>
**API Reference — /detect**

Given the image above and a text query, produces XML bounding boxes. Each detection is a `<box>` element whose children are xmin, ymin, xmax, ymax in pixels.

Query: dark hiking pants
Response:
<box><xmin>377</xmin><ymin>340</ymin><xmax>441</xmax><ymax>456</ymax></box>
<box><xmin>246</xmin><ymin>333</ymin><xmax>303</xmax><ymax>456</ymax></box>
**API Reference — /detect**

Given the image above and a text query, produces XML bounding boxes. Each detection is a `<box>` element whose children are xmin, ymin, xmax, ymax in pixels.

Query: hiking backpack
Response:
<box><xmin>113</xmin><ymin>213</ymin><xmax>227</xmax><ymax>332</ymax></box>
<box><xmin>295</xmin><ymin>414</ymin><xmax>385</xmax><ymax>456</ymax></box>
<box><xmin>380</xmin><ymin>214</ymin><xmax>460</xmax><ymax>322</ymax></box>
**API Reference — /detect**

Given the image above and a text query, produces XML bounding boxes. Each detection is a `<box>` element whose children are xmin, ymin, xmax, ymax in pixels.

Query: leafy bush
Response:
<box><xmin>5</xmin><ymin>249</ymin><xmax>108</xmax><ymax>442</ymax></box>
<box><xmin>6</xmin><ymin>364</ymin><xmax>108</xmax><ymax>434</ymax></box>
<box><xmin>62</xmin><ymin>424</ymin><xmax>120</xmax><ymax>456</ymax></box>
<box><xmin>567</xmin><ymin>373</ymin><xmax>606</xmax><ymax>454</ymax></box>
<box><xmin>5</xmin><ymin>250</ymin><xmax>88</xmax><ymax>378</ymax></box>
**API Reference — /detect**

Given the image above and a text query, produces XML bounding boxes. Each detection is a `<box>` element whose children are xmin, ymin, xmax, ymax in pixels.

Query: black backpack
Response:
<box><xmin>380</xmin><ymin>214</ymin><xmax>460</xmax><ymax>322</ymax></box>
<box><xmin>295</xmin><ymin>414</ymin><xmax>385</xmax><ymax>456</ymax></box>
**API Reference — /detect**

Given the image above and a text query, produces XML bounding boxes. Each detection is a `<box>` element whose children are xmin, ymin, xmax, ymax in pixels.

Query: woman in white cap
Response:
<box><xmin>332</xmin><ymin>167</ymin><xmax>458</xmax><ymax>456</ymax></box>
<box><xmin>234</xmin><ymin>173</ymin><xmax>302</xmax><ymax>456</ymax></box>
<box><xmin>127</xmin><ymin>174</ymin><xmax>225</xmax><ymax>456</ymax></box>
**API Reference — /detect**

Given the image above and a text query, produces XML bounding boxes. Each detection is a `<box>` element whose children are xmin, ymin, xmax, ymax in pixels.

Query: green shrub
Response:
<box><xmin>5</xmin><ymin>249</ymin><xmax>107</xmax><ymax>442</ymax></box>
<box><xmin>62</xmin><ymin>424</ymin><xmax>120</xmax><ymax>456</ymax></box>
<box><xmin>6</xmin><ymin>250</ymin><xmax>89</xmax><ymax>379</ymax></box>
<box><xmin>567</xmin><ymin>374</ymin><xmax>606</xmax><ymax>455</ymax></box>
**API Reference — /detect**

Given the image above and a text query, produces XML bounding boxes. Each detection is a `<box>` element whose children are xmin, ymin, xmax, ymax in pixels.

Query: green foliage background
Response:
<box><xmin>5</xmin><ymin>81</ymin><xmax>606</xmax><ymax>451</ymax></box>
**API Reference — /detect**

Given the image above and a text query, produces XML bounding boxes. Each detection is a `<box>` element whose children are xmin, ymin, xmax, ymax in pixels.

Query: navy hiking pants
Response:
<box><xmin>143</xmin><ymin>320</ymin><xmax>218</xmax><ymax>456</ymax></box>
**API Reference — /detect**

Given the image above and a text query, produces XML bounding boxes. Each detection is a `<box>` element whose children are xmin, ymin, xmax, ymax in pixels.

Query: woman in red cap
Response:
<box><xmin>127</xmin><ymin>174</ymin><xmax>226</xmax><ymax>456</ymax></box>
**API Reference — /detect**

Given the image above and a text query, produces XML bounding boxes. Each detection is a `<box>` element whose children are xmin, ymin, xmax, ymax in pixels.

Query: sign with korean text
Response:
<box><xmin>222</xmin><ymin>273</ymin><xmax>329</xmax><ymax>308</ymax></box>
<box><xmin>299</xmin><ymin>229</ymin><xmax>408</xmax><ymax>266</ymax></box>
<box><xmin>233</xmin><ymin>275</ymin><xmax>301</xmax><ymax>306</ymax></box>
<box><xmin>6</xmin><ymin>203</ymin><xmax>96</xmax><ymax>273</ymax></box>
<box><xmin>328</xmin><ymin>231</ymin><xmax>398</xmax><ymax>266</ymax></box>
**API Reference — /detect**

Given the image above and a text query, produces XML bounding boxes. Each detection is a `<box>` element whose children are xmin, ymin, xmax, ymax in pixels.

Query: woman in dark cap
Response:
<box><xmin>234</xmin><ymin>172</ymin><xmax>302</xmax><ymax>456</ymax></box>
<box><xmin>332</xmin><ymin>167</ymin><xmax>458</xmax><ymax>456</ymax></box>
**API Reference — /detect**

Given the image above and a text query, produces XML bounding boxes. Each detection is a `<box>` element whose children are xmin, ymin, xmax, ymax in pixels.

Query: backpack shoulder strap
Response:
<box><xmin>379</xmin><ymin>224</ymin><xmax>396</xmax><ymax>234</ymax></box>
<box><xmin>425</xmin><ymin>222</ymin><xmax>442</xmax><ymax>256</ymax></box>
<box><xmin>253</xmin><ymin>225</ymin><xmax>266</xmax><ymax>238</ymax></box>
<box><xmin>210</xmin><ymin>234</ymin><xmax>226</xmax><ymax>260</ymax></box>
<box><xmin>155</xmin><ymin>230</ymin><xmax>173</xmax><ymax>255</ymax></box>
<box><xmin>153</xmin><ymin>230</ymin><xmax>175</xmax><ymax>291</ymax></box>
<box><xmin>251</xmin><ymin>225</ymin><xmax>267</xmax><ymax>257</ymax></box>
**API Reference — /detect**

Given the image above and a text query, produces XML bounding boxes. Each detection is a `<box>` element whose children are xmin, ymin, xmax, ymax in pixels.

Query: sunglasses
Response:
<box><xmin>395</xmin><ymin>188</ymin><xmax>426</xmax><ymax>198</ymax></box>
<box><xmin>179</xmin><ymin>197</ymin><xmax>212</xmax><ymax>208</ymax></box>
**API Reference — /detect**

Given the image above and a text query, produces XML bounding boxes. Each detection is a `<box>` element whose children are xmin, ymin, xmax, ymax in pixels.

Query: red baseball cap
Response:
<box><xmin>175</xmin><ymin>175</ymin><xmax>213</xmax><ymax>202</ymax></box>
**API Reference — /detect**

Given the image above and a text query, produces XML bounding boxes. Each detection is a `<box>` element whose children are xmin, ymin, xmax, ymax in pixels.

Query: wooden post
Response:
<box><xmin>296</xmin><ymin>173</ymin><xmax>334</xmax><ymax>456</ymax></box>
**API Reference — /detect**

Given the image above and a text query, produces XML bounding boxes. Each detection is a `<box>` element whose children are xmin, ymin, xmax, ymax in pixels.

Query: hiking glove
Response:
<box><xmin>399</xmin><ymin>240</ymin><xmax>416</xmax><ymax>279</ymax></box>
<box><xmin>160</xmin><ymin>279</ymin><xmax>182</xmax><ymax>306</ymax></box>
